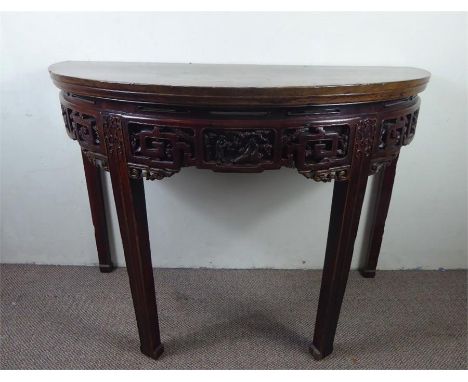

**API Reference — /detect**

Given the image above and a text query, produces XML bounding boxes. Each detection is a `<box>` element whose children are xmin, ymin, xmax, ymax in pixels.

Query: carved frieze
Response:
<box><xmin>60</xmin><ymin>95</ymin><xmax>421</xmax><ymax>182</ymax></box>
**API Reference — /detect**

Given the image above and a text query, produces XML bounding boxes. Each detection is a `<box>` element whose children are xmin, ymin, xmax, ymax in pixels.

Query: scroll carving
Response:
<box><xmin>82</xmin><ymin>150</ymin><xmax>109</xmax><ymax>171</ymax></box>
<box><xmin>128</xmin><ymin>164</ymin><xmax>178</xmax><ymax>180</ymax></box>
<box><xmin>299</xmin><ymin>167</ymin><xmax>349</xmax><ymax>182</ymax></box>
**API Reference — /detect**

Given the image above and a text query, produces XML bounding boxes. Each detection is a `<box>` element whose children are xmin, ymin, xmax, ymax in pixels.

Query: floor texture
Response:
<box><xmin>0</xmin><ymin>265</ymin><xmax>466</xmax><ymax>369</ymax></box>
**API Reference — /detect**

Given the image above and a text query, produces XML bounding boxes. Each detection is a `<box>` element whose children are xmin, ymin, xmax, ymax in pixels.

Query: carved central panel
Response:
<box><xmin>203</xmin><ymin>129</ymin><xmax>275</xmax><ymax>166</ymax></box>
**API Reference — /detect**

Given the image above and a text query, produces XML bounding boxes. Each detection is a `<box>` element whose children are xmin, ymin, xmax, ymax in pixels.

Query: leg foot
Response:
<box><xmin>141</xmin><ymin>343</ymin><xmax>165</xmax><ymax>360</ymax></box>
<box><xmin>359</xmin><ymin>269</ymin><xmax>376</xmax><ymax>278</ymax></box>
<box><xmin>99</xmin><ymin>263</ymin><xmax>115</xmax><ymax>273</ymax></box>
<box><xmin>309</xmin><ymin>343</ymin><xmax>332</xmax><ymax>360</ymax></box>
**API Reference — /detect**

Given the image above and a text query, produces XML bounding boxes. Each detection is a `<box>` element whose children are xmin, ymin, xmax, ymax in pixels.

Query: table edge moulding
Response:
<box><xmin>49</xmin><ymin>61</ymin><xmax>430</xmax><ymax>361</ymax></box>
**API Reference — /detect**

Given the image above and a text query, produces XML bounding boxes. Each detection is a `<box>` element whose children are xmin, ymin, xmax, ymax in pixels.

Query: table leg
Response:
<box><xmin>104</xmin><ymin>118</ymin><xmax>164</xmax><ymax>360</ymax></box>
<box><xmin>81</xmin><ymin>151</ymin><xmax>114</xmax><ymax>273</ymax></box>
<box><xmin>360</xmin><ymin>156</ymin><xmax>399</xmax><ymax>278</ymax></box>
<box><xmin>310</xmin><ymin>121</ymin><xmax>373</xmax><ymax>360</ymax></box>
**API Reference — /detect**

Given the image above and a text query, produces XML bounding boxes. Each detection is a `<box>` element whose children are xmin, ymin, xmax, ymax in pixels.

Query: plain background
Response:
<box><xmin>0</xmin><ymin>12</ymin><xmax>467</xmax><ymax>269</ymax></box>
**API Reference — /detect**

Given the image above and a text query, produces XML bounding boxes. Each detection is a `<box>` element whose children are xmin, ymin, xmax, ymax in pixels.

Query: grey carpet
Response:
<box><xmin>0</xmin><ymin>265</ymin><xmax>466</xmax><ymax>369</ymax></box>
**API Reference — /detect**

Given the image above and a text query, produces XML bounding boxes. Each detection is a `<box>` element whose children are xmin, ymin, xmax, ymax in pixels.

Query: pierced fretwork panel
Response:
<box><xmin>403</xmin><ymin>109</ymin><xmax>419</xmax><ymax>145</ymax></box>
<box><xmin>378</xmin><ymin>108</ymin><xmax>419</xmax><ymax>154</ymax></box>
<box><xmin>203</xmin><ymin>128</ymin><xmax>275</xmax><ymax>167</ymax></box>
<box><xmin>61</xmin><ymin>105</ymin><xmax>101</xmax><ymax>151</ymax></box>
<box><xmin>127</xmin><ymin>122</ymin><xmax>196</xmax><ymax>169</ymax></box>
<box><xmin>282</xmin><ymin>124</ymin><xmax>350</xmax><ymax>170</ymax></box>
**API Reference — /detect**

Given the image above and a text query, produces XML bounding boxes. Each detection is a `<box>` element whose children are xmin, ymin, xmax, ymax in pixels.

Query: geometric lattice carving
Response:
<box><xmin>378</xmin><ymin>108</ymin><xmax>419</xmax><ymax>153</ymax></box>
<box><xmin>127</xmin><ymin>122</ymin><xmax>195</xmax><ymax>169</ymax></box>
<box><xmin>282</xmin><ymin>124</ymin><xmax>350</xmax><ymax>168</ymax></box>
<box><xmin>378</xmin><ymin>117</ymin><xmax>405</xmax><ymax>151</ymax></box>
<box><xmin>61</xmin><ymin>105</ymin><xmax>100</xmax><ymax>150</ymax></box>
<box><xmin>403</xmin><ymin>109</ymin><xmax>419</xmax><ymax>145</ymax></box>
<box><xmin>293</xmin><ymin>119</ymin><xmax>374</xmax><ymax>181</ymax></box>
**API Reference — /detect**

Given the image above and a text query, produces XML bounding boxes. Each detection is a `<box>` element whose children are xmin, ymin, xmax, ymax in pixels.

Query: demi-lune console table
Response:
<box><xmin>49</xmin><ymin>61</ymin><xmax>430</xmax><ymax>361</ymax></box>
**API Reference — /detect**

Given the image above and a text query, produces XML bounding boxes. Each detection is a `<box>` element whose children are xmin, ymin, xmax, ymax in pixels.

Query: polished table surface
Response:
<box><xmin>50</xmin><ymin>61</ymin><xmax>429</xmax><ymax>106</ymax></box>
<box><xmin>49</xmin><ymin>61</ymin><xmax>430</xmax><ymax>361</ymax></box>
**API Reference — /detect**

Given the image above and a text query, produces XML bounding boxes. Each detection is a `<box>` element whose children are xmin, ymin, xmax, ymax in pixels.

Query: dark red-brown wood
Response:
<box><xmin>81</xmin><ymin>151</ymin><xmax>114</xmax><ymax>273</ymax></box>
<box><xmin>310</xmin><ymin>119</ymin><xmax>374</xmax><ymax>359</ymax></box>
<box><xmin>50</xmin><ymin>61</ymin><xmax>429</xmax><ymax>361</ymax></box>
<box><xmin>49</xmin><ymin>61</ymin><xmax>430</xmax><ymax>107</ymax></box>
<box><xmin>103</xmin><ymin>115</ymin><xmax>164</xmax><ymax>359</ymax></box>
<box><xmin>360</xmin><ymin>156</ymin><xmax>399</xmax><ymax>278</ymax></box>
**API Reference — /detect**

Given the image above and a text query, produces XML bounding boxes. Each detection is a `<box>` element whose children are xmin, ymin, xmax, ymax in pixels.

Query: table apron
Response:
<box><xmin>59</xmin><ymin>92</ymin><xmax>420</xmax><ymax>181</ymax></box>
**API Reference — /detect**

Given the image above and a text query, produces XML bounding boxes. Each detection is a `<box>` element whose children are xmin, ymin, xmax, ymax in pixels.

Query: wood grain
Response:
<box><xmin>50</xmin><ymin>61</ymin><xmax>430</xmax><ymax>106</ymax></box>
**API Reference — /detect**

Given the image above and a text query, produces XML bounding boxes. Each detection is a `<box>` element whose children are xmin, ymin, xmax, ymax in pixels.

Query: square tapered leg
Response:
<box><xmin>360</xmin><ymin>157</ymin><xmax>398</xmax><ymax>278</ymax></box>
<box><xmin>82</xmin><ymin>151</ymin><xmax>114</xmax><ymax>273</ymax></box>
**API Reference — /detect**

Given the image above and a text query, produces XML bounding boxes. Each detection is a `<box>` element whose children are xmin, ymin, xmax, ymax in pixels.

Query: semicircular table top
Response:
<box><xmin>49</xmin><ymin>61</ymin><xmax>430</xmax><ymax>106</ymax></box>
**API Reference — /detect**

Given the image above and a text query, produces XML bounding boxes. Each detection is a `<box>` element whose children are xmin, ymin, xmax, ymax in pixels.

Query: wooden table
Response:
<box><xmin>49</xmin><ymin>62</ymin><xmax>430</xmax><ymax>361</ymax></box>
